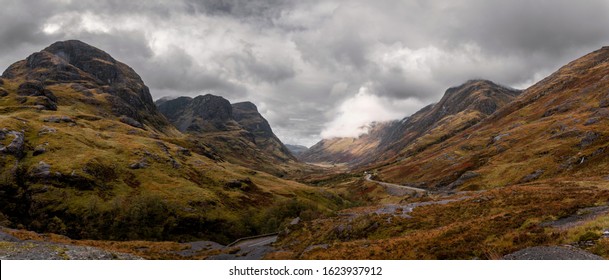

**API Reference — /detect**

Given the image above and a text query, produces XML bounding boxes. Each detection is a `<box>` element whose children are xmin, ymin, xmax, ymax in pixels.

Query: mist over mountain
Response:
<box><xmin>300</xmin><ymin>80</ymin><xmax>521</xmax><ymax>166</ymax></box>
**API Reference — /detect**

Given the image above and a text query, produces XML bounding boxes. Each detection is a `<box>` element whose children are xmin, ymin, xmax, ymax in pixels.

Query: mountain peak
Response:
<box><xmin>1</xmin><ymin>40</ymin><xmax>172</xmax><ymax>133</ymax></box>
<box><xmin>157</xmin><ymin>94</ymin><xmax>234</xmax><ymax>132</ymax></box>
<box><xmin>232</xmin><ymin>101</ymin><xmax>258</xmax><ymax>111</ymax></box>
<box><xmin>38</xmin><ymin>40</ymin><xmax>121</xmax><ymax>85</ymax></box>
<box><xmin>438</xmin><ymin>79</ymin><xmax>521</xmax><ymax>116</ymax></box>
<box><xmin>43</xmin><ymin>40</ymin><xmax>114</xmax><ymax>62</ymax></box>
<box><xmin>156</xmin><ymin>94</ymin><xmax>296</xmax><ymax>167</ymax></box>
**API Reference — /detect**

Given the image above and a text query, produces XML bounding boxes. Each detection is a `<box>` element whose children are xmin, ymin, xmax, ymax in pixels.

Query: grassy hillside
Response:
<box><xmin>375</xmin><ymin>47</ymin><xmax>609</xmax><ymax>191</ymax></box>
<box><xmin>0</xmin><ymin>42</ymin><xmax>348</xmax><ymax>244</ymax></box>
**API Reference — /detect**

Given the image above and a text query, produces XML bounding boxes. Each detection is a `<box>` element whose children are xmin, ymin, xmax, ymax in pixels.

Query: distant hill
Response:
<box><xmin>285</xmin><ymin>144</ymin><xmax>309</xmax><ymax>156</ymax></box>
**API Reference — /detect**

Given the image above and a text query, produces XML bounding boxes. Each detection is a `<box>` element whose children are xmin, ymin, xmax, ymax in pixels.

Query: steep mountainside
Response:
<box><xmin>0</xmin><ymin>40</ymin><xmax>343</xmax><ymax>244</ymax></box>
<box><xmin>300</xmin><ymin>80</ymin><xmax>521</xmax><ymax>166</ymax></box>
<box><xmin>232</xmin><ymin>101</ymin><xmax>295</xmax><ymax>161</ymax></box>
<box><xmin>377</xmin><ymin>46</ymin><xmax>609</xmax><ymax>190</ymax></box>
<box><xmin>156</xmin><ymin>95</ymin><xmax>296</xmax><ymax>175</ymax></box>
<box><xmin>2</xmin><ymin>40</ymin><xmax>174</xmax><ymax>134</ymax></box>
<box><xmin>156</xmin><ymin>95</ymin><xmax>239</xmax><ymax>133</ymax></box>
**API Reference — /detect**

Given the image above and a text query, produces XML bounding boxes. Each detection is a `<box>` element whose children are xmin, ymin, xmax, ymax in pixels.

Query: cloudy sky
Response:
<box><xmin>1</xmin><ymin>0</ymin><xmax>608</xmax><ymax>146</ymax></box>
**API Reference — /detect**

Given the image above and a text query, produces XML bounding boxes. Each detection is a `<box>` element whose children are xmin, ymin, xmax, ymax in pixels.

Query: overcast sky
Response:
<box><xmin>1</xmin><ymin>0</ymin><xmax>608</xmax><ymax>146</ymax></box>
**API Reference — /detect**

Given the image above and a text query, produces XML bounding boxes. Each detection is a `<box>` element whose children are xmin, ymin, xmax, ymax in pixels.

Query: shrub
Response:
<box><xmin>578</xmin><ymin>231</ymin><xmax>601</xmax><ymax>242</ymax></box>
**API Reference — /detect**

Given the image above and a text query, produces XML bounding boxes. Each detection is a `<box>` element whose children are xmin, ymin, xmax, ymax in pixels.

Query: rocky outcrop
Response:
<box><xmin>0</xmin><ymin>228</ymin><xmax>142</xmax><ymax>260</ymax></box>
<box><xmin>157</xmin><ymin>94</ymin><xmax>238</xmax><ymax>132</ymax></box>
<box><xmin>232</xmin><ymin>102</ymin><xmax>273</xmax><ymax>138</ymax></box>
<box><xmin>503</xmin><ymin>246</ymin><xmax>603</xmax><ymax>260</ymax></box>
<box><xmin>232</xmin><ymin>102</ymin><xmax>295</xmax><ymax>161</ymax></box>
<box><xmin>156</xmin><ymin>94</ymin><xmax>296</xmax><ymax>171</ymax></box>
<box><xmin>0</xmin><ymin>129</ymin><xmax>25</xmax><ymax>158</ymax></box>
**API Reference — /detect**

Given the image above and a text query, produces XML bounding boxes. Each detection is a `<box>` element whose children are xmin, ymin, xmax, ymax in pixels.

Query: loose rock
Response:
<box><xmin>129</xmin><ymin>159</ymin><xmax>148</xmax><ymax>169</ymax></box>
<box><xmin>119</xmin><ymin>115</ymin><xmax>144</xmax><ymax>129</ymax></box>
<box><xmin>177</xmin><ymin>146</ymin><xmax>191</xmax><ymax>156</ymax></box>
<box><xmin>580</xmin><ymin>131</ymin><xmax>600</xmax><ymax>148</ymax></box>
<box><xmin>0</xmin><ymin>130</ymin><xmax>25</xmax><ymax>158</ymax></box>
<box><xmin>38</xmin><ymin>126</ymin><xmax>57</xmax><ymax>135</ymax></box>
<box><xmin>33</xmin><ymin>143</ymin><xmax>48</xmax><ymax>156</ymax></box>
<box><xmin>503</xmin><ymin>246</ymin><xmax>603</xmax><ymax>260</ymax></box>
<box><xmin>31</xmin><ymin>161</ymin><xmax>52</xmax><ymax>178</ymax></box>
<box><xmin>519</xmin><ymin>169</ymin><xmax>544</xmax><ymax>183</ymax></box>
<box><xmin>43</xmin><ymin>116</ymin><xmax>75</xmax><ymax>123</ymax></box>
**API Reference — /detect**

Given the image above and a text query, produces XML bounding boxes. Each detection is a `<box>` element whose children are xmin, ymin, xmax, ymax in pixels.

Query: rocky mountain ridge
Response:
<box><xmin>299</xmin><ymin>80</ymin><xmax>521</xmax><ymax>166</ymax></box>
<box><xmin>376</xmin><ymin>46</ymin><xmax>609</xmax><ymax>190</ymax></box>
<box><xmin>155</xmin><ymin>94</ymin><xmax>296</xmax><ymax>173</ymax></box>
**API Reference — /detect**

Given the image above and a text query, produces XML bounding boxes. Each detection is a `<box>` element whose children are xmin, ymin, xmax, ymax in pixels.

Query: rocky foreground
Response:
<box><xmin>503</xmin><ymin>246</ymin><xmax>604</xmax><ymax>260</ymax></box>
<box><xmin>0</xmin><ymin>228</ymin><xmax>141</xmax><ymax>260</ymax></box>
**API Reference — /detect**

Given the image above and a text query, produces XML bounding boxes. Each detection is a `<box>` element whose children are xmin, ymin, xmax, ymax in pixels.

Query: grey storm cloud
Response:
<box><xmin>0</xmin><ymin>0</ymin><xmax>608</xmax><ymax>146</ymax></box>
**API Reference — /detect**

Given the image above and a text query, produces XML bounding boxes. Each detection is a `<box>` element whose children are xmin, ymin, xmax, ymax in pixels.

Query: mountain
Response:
<box><xmin>376</xmin><ymin>46</ymin><xmax>609</xmax><ymax>190</ymax></box>
<box><xmin>155</xmin><ymin>95</ymin><xmax>296</xmax><ymax>175</ymax></box>
<box><xmin>2</xmin><ymin>40</ymin><xmax>174</xmax><ymax>134</ymax></box>
<box><xmin>231</xmin><ymin>101</ymin><xmax>295</xmax><ymax>161</ymax></box>
<box><xmin>300</xmin><ymin>80</ymin><xmax>521</xmax><ymax>166</ymax></box>
<box><xmin>156</xmin><ymin>95</ymin><xmax>239</xmax><ymax>133</ymax></box>
<box><xmin>299</xmin><ymin>121</ymin><xmax>395</xmax><ymax>164</ymax></box>
<box><xmin>285</xmin><ymin>144</ymin><xmax>309</xmax><ymax>156</ymax></box>
<box><xmin>0</xmin><ymin>40</ymin><xmax>342</xmax><ymax>244</ymax></box>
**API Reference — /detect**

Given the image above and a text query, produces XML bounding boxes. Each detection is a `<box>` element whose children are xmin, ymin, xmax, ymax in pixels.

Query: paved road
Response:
<box><xmin>230</xmin><ymin>235</ymin><xmax>278</xmax><ymax>248</ymax></box>
<box><xmin>207</xmin><ymin>235</ymin><xmax>278</xmax><ymax>260</ymax></box>
<box><xmin>365</xmin><ymin>174</ymin><xmax>427</xmax><ymax>193</ymax></box>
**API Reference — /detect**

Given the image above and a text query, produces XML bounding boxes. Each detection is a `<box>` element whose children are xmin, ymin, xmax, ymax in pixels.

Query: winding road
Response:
<box><xmin>365</xmin><ymin>174</ymin><xmax>428</xmax><ymax>193</ymax></box>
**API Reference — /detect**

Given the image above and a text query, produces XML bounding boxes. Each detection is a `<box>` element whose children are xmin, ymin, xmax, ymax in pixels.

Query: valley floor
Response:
<box><xmin>2</xmin><ymin>172</ymin><xmax>609</xmax><ymax>260</ymax></box>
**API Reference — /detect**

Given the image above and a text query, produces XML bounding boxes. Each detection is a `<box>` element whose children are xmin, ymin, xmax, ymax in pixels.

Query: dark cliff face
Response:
<box><xmin>231</xmin><ymin>101</ymin><xmax>295</xmax><ymax>160</ymax></box>
<box><xmin>232</xmin><ymin>102</ymin><xmax>274</xmax><ymax>138</ymax></box>
<box><xmin>155</xmin><ymin>96</ymin><xmax>192</xmax><ymax>122</ymax></box>
<box><xmin>156</xmin><ymin>94</ymin><xmax>237</xmax><ymax>132</ymax></box>
<box><xmin>156</xmin><ymin>95</ymin><xmax>296</xmax><ymax>163</ymax></box>
<box><xmin>1</xmin><ymin>40</ymin><xmax>171</xmax><ymax>133</ymax></box>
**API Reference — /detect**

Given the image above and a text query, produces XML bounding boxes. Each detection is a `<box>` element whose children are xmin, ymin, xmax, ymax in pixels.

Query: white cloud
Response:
<box><xmin>320</xmin><ymin>86</ymin><xmax>423</xmax><ymax>138</ymax></box>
